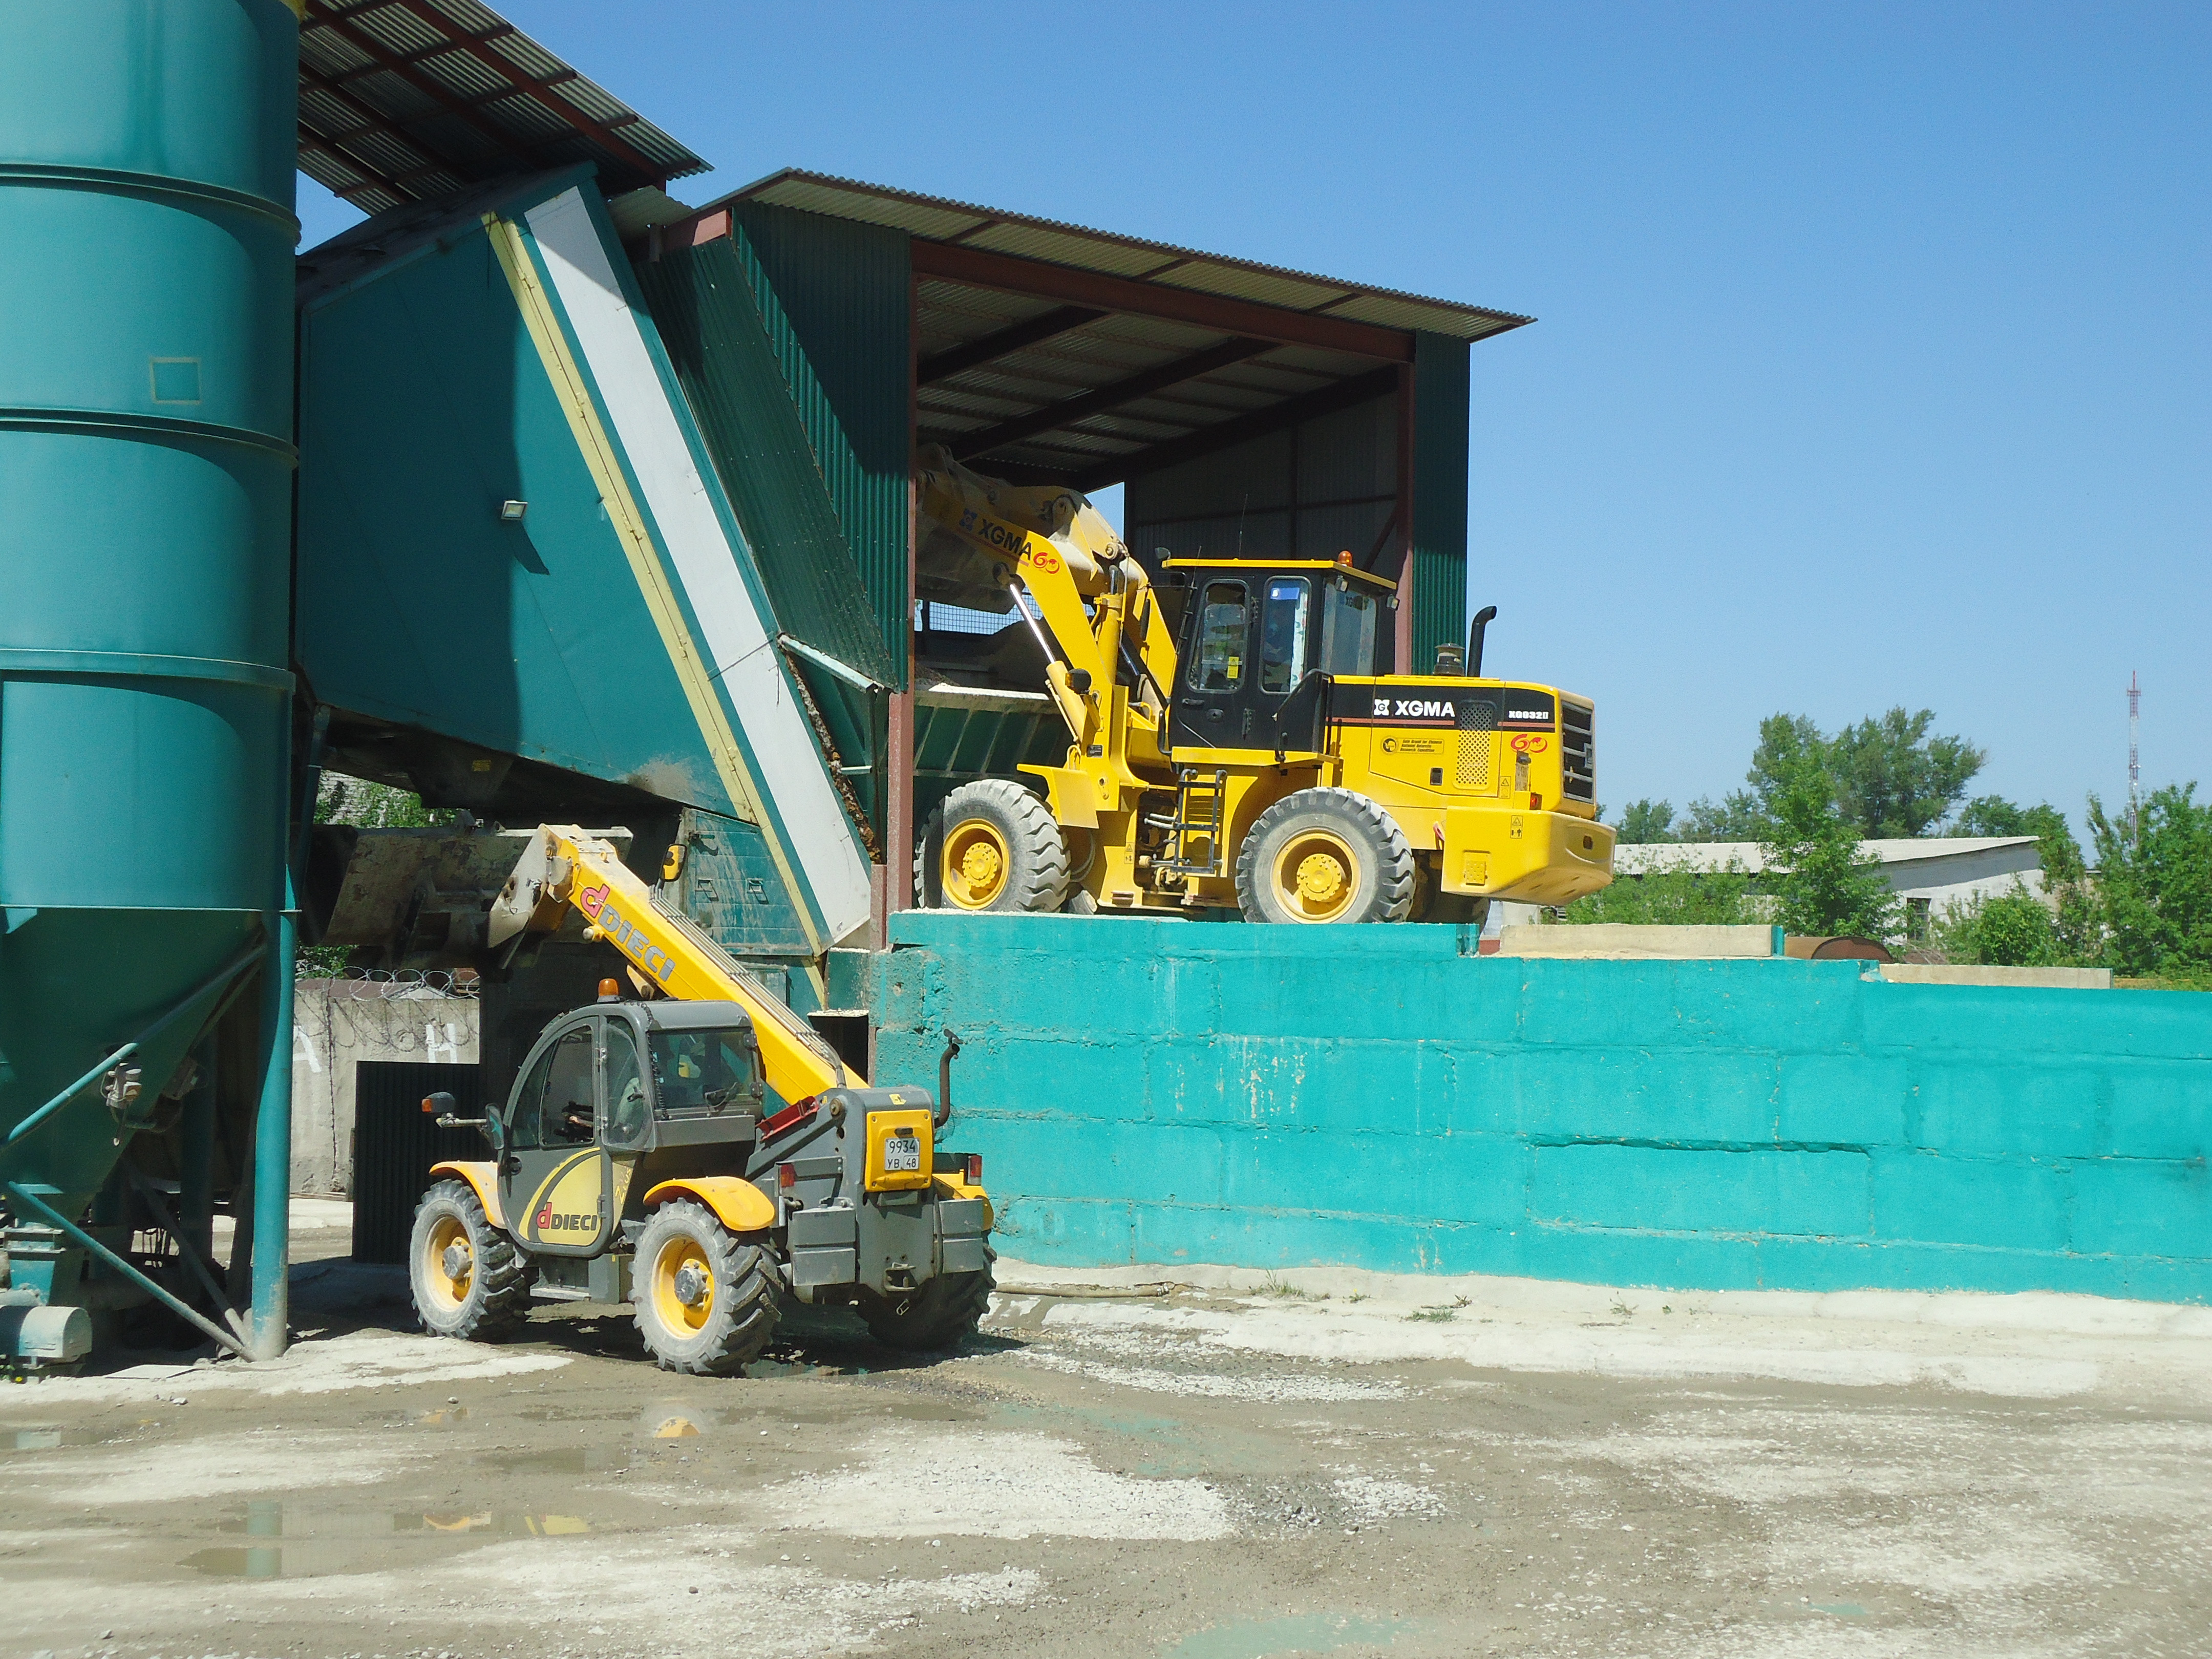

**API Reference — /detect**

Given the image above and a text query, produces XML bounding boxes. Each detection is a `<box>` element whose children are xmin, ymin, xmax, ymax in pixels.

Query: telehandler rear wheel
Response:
<box><xmin>410</xmin><ymin>1179</ymin><xmax>536</xmax><ymax>1341</ymax></box>
<box><xmin>914</xmin><ymin>779</ymin><xmax>1070</xmax><ymax>913</ymax></box>
<box><xmin>632</xmin><ymin>1200</ymin><xmax>779</xmax><ymax>1376</ymax></box>
<box><xmin>1237</xmin><ymin>788</ymin><xmax>1415</xmax><ymax>925</ymax></box>
<box><xmin>860</xmin><ymin>1256</ymin><xmax>997</xmax><ymax>1352</ymax></box>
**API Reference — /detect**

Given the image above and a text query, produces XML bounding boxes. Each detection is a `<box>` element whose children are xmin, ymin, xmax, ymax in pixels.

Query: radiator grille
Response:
<box><xmin>1455</xmin><ymin>698</ymin><xmax>1495</xmax><ymax>786</ymax></box>
<box><xmin>1561</xmin><ymin>700</ymin><xmax>1596</xmax><ymax>802</ymax></box>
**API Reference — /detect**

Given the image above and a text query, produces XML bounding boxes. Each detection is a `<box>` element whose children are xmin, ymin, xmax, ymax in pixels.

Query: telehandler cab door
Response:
<box><xmin>498</xmin><ymin>1016</ymin><xmax>614</xmax><ymax>1257</ymax></box>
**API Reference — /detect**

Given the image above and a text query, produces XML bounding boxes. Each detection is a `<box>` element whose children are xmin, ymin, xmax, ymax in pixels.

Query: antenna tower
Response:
<box><xmin>2126</xmin><ymin>672</ymin><xmax>2141</xmax><ymax>838</ymax></box>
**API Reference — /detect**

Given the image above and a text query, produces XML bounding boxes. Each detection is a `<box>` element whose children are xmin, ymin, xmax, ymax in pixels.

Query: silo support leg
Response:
<box><xmin>247</xmin><ymin>907</ymin><xmax>294</xmax><ymax>1361</ymax></box>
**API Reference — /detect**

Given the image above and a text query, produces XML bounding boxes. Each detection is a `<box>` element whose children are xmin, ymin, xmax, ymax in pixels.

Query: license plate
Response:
<box><xmin>884</xmin><ymin>1133</ymin><xmax>920</xmax><ymax>1173</ymax></box>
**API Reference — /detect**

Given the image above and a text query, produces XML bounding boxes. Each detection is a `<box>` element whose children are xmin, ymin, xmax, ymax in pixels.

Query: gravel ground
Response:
<box><xmin>4</xmin><ymin>1244</ymin><xmax>2210</xmax><ymax>1659</ymax></box>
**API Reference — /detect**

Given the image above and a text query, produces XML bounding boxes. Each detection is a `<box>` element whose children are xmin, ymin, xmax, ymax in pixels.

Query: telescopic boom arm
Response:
<box><xmin>487</xmin><ymin>825</ymin><xmax>855</xmax><ymax>1104</ymax></box>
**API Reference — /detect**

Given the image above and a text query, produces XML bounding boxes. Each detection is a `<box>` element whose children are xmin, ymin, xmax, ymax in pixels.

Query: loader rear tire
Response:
<box><xmin>1237</xmin><ymin>788</ymin><xmax>1414</xmax><ymax>925</ymax></box>
<box><xmin>633</xmin><ymin>1201</ymin><xmax>779</xmax><ymax>1376</ymax></box>
<box><xmin>860</xmin><ymin>1257</ymin><xmax>996</xmax><ymax>1353</ymax></box>
<box><xmin>410</xmin><ymin>1179</ymin><xmax>536</xmax><ymax>1341</ymax></box>
<box><xmin>915</xmin><ymin>779</ymin><xmax>1070</xmax><ymax>914</ymax></box>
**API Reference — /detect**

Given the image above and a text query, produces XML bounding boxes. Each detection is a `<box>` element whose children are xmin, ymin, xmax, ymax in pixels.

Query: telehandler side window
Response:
<box><xmin>648</xmin><ymin>1027</ymin><xmax>760</xmax><ymax>1117</ymax></box>
<box><xmin>603</xmin><ymin>1026</ymin><xmax>650</xmax><ymax>1150</ymax></box>
<box><xmin>539</xmin><ymin>1028</ymin><xmax>596</xmax><ymax>1145</ymax></box>
<box><xmin>1192</xmin><ymin>582</ymin><xmax>1248</xmax><ymax>691</ymax></box>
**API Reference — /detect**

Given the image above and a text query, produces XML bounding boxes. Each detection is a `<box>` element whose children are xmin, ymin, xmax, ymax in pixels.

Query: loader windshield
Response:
<box><xmin>648</xmin><ymin>1027</ymin><xmax>761</xmax><ymax>1117</ymax></box>
<box><xmin>1320</xmin><ymin>582</ymin><xmax>1378</xmax><ymax>676</ymax></box>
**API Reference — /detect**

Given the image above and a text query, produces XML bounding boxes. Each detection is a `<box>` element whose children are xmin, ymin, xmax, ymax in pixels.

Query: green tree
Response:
<box><xmin>316</xmin><ymin>772</ymin><xmax>447</xmax><ymax>828</ymax></box>
<box><xmin>2086</xmin><ymin>784</ymin><xmax>2212</xmax><ymax>979</ymax></box>
<box><xmin>1612</xmin><ymin>798</ymin><xmax>1677</xmax><ymax>844</ymax></box>
<box><xmin>1561</xmin><ymin>861</ymin><xmax>1756</xmax><ymax>925</ymax></box>
<box><xmin>1823</xmin><ymin>707</ymin><xmax>1985</xmax><ymax>837</ymax></box>
<box><xmin>1677</xmin><ymin>791</ymin><xmax>1768</xmax><ymax>841</ymax></box>
<box><xmin>1954</xmin><ymin>795</ymin><xmax>2085</xmax><ymax>880</ymax></box>
<box><xmin>1936</xmin><ymin>885</ymin><xmax>2060</xmax><ymax>967</ymax></box>
<box><xmin>1760</xmin><ymin>738</ymin><xmax>1898</xmax><ymax>938</ymax></box>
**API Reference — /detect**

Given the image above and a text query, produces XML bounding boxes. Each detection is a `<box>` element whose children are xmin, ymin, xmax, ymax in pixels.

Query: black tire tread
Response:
<box><xmin>913</xmin><ymin>778</ymin><xmax>1071</xmax><ymax>914</ymax></box>
<box><xmin>411</xmin><ymin>1178</ymin><xmax>536</xmax><ymax>1342</ymax></box>
<box><xmin>631</xmin><ymin>1200</ymin><xmax>779</xmax><ymax>1377</ymax></box>
<box><xmin>1235</xmin><ymin>786</ymin><xmax>1415</xmax><ymax>925</ymax></box>
<box><xmin>861</xmin><ymin>1256</ymin><xmax>997</xmax><ymax>1352</ymax></box>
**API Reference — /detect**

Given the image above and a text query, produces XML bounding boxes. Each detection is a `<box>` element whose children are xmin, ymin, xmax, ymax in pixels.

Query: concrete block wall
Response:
<box><xmin>291</xmin><ymin>981</ymin><xmax>480</xmax><ymax>1195</ymax></box>
<box><xmin>874</xmin><ymin>914</ymin><xmax>2212</xmax><ymax>1302</ymax></box>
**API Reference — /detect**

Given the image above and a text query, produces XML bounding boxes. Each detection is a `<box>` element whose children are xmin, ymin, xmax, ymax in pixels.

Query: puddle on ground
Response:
<box><xmin>184</xmin><ymin>1501</ymin><xmax>593</xmax><ymax>1578</ymax></box>
<box><xmin>5</xmin><ymin>1426</ymin><xmax>115</xmax><ymax>1452</ymax></box>
<box><xmin>513</xmin><ymin>1405</ymin><xmax>632</xmax><ymax>1423</ymax></box>
<box><xmin>478</xmin><ymin>1444</ymin><xmax>628</xmax><ymax>1474</ymax></box>
<box><xmin>1164</xmin><ymin>1615</ymin><xmax>1419</xmax><ymax>1659</ymax></box>
<box><xmin>1812</xmin><ymin>1603</ymin><xmax>1869</xmax><ymax>1618</ymax></box>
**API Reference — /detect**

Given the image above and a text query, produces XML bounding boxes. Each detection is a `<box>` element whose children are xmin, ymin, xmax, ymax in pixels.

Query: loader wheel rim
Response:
<box><xmin>943</xmin><ymin>820</ymin><xmax>1010</xmax><ymax>909</ymax></box>
<box><xmin>1274</xmin><ymin>831</ymin><xmax>1359</xmax><ymax>922</ymax></box>
<box><xmin>422</xmin><ymin>1215</ymin><xmax>472</xmax><ymax>1311</ymax></box>
<box><xmin>651</xmin><ymin>1237</ymin><xmax>715</xmax><ymax>1335</ymax></box>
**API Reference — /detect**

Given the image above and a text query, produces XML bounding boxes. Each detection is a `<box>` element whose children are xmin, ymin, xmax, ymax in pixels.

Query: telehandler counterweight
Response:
<box><xmin>407</xmin><ymin>826</ymin><xmax>994</xmax><ymax>1374</ymax></box>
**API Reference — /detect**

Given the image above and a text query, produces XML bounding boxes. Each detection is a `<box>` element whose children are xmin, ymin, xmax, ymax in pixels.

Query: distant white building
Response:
<box><xmin>1608</xmin><ymin>837</ymin><xmax>2045</xmax><ymax>937</ymax></box>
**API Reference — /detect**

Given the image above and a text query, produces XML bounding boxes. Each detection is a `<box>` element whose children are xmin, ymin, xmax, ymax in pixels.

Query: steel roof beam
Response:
<box><xmin>913</xmin><ymin>240</ymin><xmax>1413</xmax><ymax>364</ymax></box>
<box><xmin>950</xmin><ymin>337</ymin><xmax>1277</xmax><ymax>462</ymax></box>
<box><xmin>916</xmin><ymin>306</ymin><xmax>1107</xmax><ymax>387</ymax></box>
<box><xmin>1071</xmin><ymin>365</ymin><xmax>1399</xmax><ymax>492</ymax></box>
<box><xmin>301</xmin><ymin>3</ymin><xmax>541</xmax><ymax>174</ymax></box>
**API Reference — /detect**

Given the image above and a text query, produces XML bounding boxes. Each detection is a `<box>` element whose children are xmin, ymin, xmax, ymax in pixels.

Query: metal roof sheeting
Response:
<box><xmin>728</xmin><ymin>169</ymin><xmax>1533</xmax><ymax>345</ymax></box>
<box><xmin>297</xmin><ymin>0</ymin><xmax>708</xmax><ymax>215</ymax></box>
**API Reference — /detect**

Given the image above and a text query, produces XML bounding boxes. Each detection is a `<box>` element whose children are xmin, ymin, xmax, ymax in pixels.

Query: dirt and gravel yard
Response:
<box><xmin>5</xmin><ymin>1234</ymin><xmax>2211</xmax><ymax>1659</ymax></box>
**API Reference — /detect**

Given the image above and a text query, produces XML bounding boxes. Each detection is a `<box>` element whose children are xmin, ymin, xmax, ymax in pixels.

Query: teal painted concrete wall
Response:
<box><xmin>874</xmin><ymin>914</ymin><xmax>2212</xmax><ymax>1303</ymax></box>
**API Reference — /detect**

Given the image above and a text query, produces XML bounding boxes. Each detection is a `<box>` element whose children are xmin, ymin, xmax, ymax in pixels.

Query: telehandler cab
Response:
<box><xmin>911</xmin><ymin>452</ymin><xmax>1614</xmax><ymax>925</ymax></box>
<box><xmin>408</xmin><ymin>826</ymin><xmax>994</xmax><ymax>1374</ymax></box>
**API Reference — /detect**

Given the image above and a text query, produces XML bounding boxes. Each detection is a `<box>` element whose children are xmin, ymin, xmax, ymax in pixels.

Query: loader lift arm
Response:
<box><xmin>487</xmin><ymin>825</ymin><xmax>854</xmax><ymax>1106</ymax></box>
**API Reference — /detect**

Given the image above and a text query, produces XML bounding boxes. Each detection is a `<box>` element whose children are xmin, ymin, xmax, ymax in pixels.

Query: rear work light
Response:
<box><xmin>964</xmin><ymin>1154</ymin><xmax>984</xmax><ymax>1184</ymax></box>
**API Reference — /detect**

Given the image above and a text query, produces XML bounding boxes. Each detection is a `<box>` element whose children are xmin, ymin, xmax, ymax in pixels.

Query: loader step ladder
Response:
<box><xmin>1162</xmin><ymin>767</ymin><xmax>1229</xmax><ymax>878</ymax></box>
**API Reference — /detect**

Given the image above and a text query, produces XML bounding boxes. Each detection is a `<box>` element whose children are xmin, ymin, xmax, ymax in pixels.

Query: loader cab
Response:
<box><xmin>494</xmin><ymin>1003</ymin><xmax>764</xmax><ymax>1257</ymax></box>
<box><xmin>1161</xmin><ymin>559</ymin><xmax>1395</xmax><ymax>754</ymax></box>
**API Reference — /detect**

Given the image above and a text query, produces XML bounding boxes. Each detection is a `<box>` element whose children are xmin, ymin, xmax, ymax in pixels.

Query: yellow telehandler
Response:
<box><xmin>407</xmin><ymin>826</ymin><xmax>993</xmax><ymax>1374</ymax></box>
<box><xmin>911</xmin><ymin>452</ymin><xmax>1613</xmax><ymax>925</ymax></box>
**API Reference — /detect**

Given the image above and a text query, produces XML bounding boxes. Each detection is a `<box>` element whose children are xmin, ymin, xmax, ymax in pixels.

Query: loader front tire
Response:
<box><xmin>633</xmin><ymin>1201</ymin><xmax>779</xmax><ymax>1376</ymax></box>
<box><xmin>915</xmin><ymin>779</ymin><xmax>1070</xmax><ymax>914</ymax></box>
<box><xmin>1237</xmin><ymin>788</ymin><xmax>1415</xmax><ymax>925</ymax></box>
<box><xmin>410</xmin><ymin>1179</ymin><xmax>536</xmax><ymax>1341</ymax></box>
<box><xmin>860</xmin><ymin>1257</ymin><xmax>996</xmax><ymax>1353</ymax></box>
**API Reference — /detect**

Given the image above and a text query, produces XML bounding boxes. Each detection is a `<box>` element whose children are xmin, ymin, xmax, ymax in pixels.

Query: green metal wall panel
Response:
<box><xmin>1410</xmin><ymin>331</ymin><xmax>1471</xmax><ymax>667</ymax></box>
<box><xmin>636</xmin><ymin>239</ymin><xmax>897</xmax><ymax>686</ymax></box>
<box><xmin>731</xmin><ymin>204</ymin><xmax>913</xmax><ymax>684</ymax></box>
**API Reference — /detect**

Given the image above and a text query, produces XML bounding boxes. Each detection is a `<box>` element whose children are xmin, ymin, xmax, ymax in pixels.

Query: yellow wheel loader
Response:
<box><xmin>408</xmin><ymin>827</ymin><xmax>994</xmax><ymax>1374</ymax></box>
<box><xmin>912</xmin><ymin>452</ymin><xmax>1614</xmax><ymax>924</ymax></box>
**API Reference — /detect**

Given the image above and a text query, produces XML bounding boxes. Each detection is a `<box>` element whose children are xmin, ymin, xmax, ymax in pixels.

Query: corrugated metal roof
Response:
<box><xmin>297</xmin><ymin>0</ymin><xmax>708</xmax><ymax>216</ymax></box>
<box><xmin>726</xmin><ymin>169</ymin><xmax>1533</xmax><ymax>345</ymax></box>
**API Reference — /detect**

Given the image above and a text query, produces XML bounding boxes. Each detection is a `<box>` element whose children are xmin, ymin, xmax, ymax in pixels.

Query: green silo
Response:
<box><xmin>0</xmin><ymin>0</ymin><xmax>301</xmax><ymax>1358</ymax></box>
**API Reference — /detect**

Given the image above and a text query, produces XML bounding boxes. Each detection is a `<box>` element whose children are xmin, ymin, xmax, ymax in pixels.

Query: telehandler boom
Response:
<box><xmin>407</xmin><ymin>826</ymin><xmax>993</xmax><ymax>1374</ymax></box>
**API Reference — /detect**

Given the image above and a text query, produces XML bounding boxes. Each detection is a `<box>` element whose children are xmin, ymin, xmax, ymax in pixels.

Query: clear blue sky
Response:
<box><xmin>298</xmin><ymin>2</ymin><xmax>2208</xmax><ymax>836</ymax></box>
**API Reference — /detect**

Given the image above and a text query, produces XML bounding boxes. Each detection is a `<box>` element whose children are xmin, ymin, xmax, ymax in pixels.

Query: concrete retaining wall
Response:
<box><xmin>291</xmin><ymin>981</ymin><xmax>479</xmax><ymax>1195</ymax></box>
<box><xmin>874</xmin><ymin>914</ymin><xmax>2212</xmax><ymax>1302</ymax></box>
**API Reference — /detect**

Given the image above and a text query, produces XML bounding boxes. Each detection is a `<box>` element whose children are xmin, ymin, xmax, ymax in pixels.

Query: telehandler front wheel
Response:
<box><xmin>632</xmin><ymin>1201</ymin><xmax>779</xmax><ymax>1376</ymax></box>
<box><xmin>914</xmin><ymin>778</ymin><xmax>1071</xmax><ymax>913</ymax></box>
<box><xmin>860</xmin><ymin>1257</ymin><xmax>997</xmax><ymax>1352</ymax></box>
<box><xmin>410</xmin><ymin>1179</ymin><xmax>537</xmax><ymax>1341</ymax></box>
<box><xmin>1237</xmin><ymin>788</ymin><xmax>1415</xmax><ymax>925</ymax></box>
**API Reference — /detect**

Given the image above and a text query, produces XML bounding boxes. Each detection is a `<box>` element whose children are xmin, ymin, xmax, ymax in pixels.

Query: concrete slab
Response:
<box><xmin>1881</xmin><ymin>963</ymin><xmax>2115</xmax><ymax>989</ymax></box>
<box><xmin>1496</xmin><ymin>922</ymin><xmax>1778</xmax><ymax>959</ymax></box>
<box><xmin>2</xmin><ymin>1257</ymin><xmax>2208</xmax><ymax>1656</ymax></box>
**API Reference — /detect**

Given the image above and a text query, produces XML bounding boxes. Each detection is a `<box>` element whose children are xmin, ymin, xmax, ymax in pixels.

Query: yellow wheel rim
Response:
<box><xmin>1273</xmin><ymin>830</ymin><xmax>1360</xmax><ymax>922</ymax></box>
<box><xmin>942</xmin><ymin>819</ymin><xmax>1011</xmax><ymax>909</ymax></box>
<box><xmin>650</xmin><ymin>1236</ymin><xmax>715</xmax><ymax>1336</ymax></box>
<box><xmin>421</xmin><ymin>1215</ymin><xmax>472</xmax><ymax>1311</ymax></box>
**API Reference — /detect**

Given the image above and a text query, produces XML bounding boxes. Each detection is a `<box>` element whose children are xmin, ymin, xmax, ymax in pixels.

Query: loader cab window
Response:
<box><xmin>1191</xmin><ymin>582</ymin><xmax>1249</xmax><ymax>691</ymax></box>
<box><xmin>539</xmin><ymin>1027</ymin><xmax>597</xmax><ymax>1145</ymax></box>
<box><xmin>1320</xmin><ymin>580</ymin><xmax>1379</xmax><ymax>677</ymax></box>
<box><xmin>602</xmin><ymin>1026</ymin><xmax>649</xmax><ymax>1150</ymax></box>
<box><xmin>1259</xmin><ymin>578</ymin><xmax>1310</xmax><ymax>693</ymax></box>
<box><xmin>648</xmin><ymin>1027</ymin><xmax>761</xmax><ymax>1117</ymax></box>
